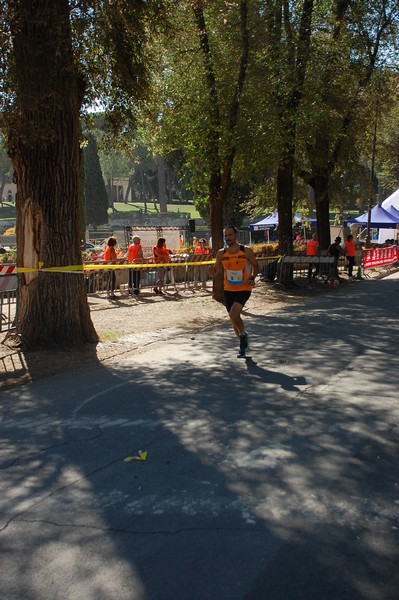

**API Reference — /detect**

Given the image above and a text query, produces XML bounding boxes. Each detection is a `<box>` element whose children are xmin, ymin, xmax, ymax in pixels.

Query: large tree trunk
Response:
<box><xmin>276</xmin><ymin>157</ymin><xmax>294</xmax><ymax>256</ymax></box>
<box><xmin>209</xmin><ymin>170</ymin><xmax>225</xmax><ymax>301</ymax></box>
<box><xmin>6</xmin><ymin>0</ymin><xmax>98</xmax><ymax>348</ymax></box>
<box><xmin>299</xmin><ymin>130</ymin><xmax>332</xmax><ymax>251</ymax></box>
<box><xmin>313</xmin><ymin>175</ymin><xmax>331</xmax><ymax>251</ymax></box>
<box><xmin>267</xmin><ymin>0</ymin><xmax>314</xmax><ymax>262</ymax></box>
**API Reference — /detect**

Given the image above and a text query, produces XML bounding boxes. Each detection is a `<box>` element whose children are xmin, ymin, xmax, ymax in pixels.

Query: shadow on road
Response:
<box><xmin>1</xmin><ymin>276</ymin><xmax>399</xmax><ymax>599</ymax></box>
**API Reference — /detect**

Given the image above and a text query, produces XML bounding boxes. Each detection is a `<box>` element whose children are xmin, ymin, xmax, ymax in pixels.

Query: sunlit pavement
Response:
<box><xmin>1</xmin><ymin>273</ymin><xmax>398</xmax><ymax>600</ymax></box>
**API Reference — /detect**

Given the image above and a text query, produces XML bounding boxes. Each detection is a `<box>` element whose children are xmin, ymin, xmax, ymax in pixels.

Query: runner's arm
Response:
<box><xmin>208</xmin><ymin>249</ymin><xmax>223</xmax><ymax>277</ymax></box>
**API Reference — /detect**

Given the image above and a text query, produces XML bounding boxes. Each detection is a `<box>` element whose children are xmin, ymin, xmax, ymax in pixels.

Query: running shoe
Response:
<box><xmin>239</xmin><ymin>332</ymin><xmax>249</xmax><ymax>354</ymax></box>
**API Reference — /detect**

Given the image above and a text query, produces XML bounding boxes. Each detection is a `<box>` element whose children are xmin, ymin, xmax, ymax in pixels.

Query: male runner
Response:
<box><xmin>209</xmin><ymin>226</ymin><xmax>259</xmax><ymax>357</ymax></box>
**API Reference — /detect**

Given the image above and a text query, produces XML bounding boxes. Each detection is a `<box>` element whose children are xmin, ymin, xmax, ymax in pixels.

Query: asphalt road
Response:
<box><xmin>1</xmin><ymin>274</ymin><xmax>398</xmax><ymax>600</ymax></box>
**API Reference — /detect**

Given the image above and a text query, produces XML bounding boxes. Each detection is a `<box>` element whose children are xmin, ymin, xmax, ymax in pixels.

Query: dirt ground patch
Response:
<box><xmin>0</xmin><ymin>278</ymin><xmax>350</xmax><ymax>388</ymax></box>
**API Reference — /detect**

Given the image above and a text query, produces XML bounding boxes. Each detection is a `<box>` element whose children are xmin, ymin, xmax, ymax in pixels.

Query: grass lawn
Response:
<box><xmin>0</xmin><ymin>202</ymin><xmax>16</xmax><ymax>221</ymax></box>
<box><xmin>0</xmin><ymin>201</ymin><xmax>201</xmax><ymax>221</ymax></box>
<box><xmin>110</xmin><ymin>202</ymin><xmax>201</xmax><ymax>219</ymax></box>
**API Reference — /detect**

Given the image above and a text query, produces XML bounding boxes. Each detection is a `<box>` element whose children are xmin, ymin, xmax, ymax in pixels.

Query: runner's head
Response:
<box><xmin>224</xmin><ymin>226</ymin><xmax>238</xmax><ymax>246</ymax></box>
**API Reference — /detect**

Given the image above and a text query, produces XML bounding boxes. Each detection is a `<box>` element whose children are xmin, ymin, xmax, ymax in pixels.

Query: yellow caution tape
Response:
<box><xmin>84</xmin><ymin>260</ymin><xmax>216</xmax><ymax>271</ymax></box>
<box><xmin>15</xmin><ymin>260</ymin><xmax>216</xmax><ymax>274</ymax></box>
<box><xmin>17</xmin><ymin>265</ymin><xmax>84</xmax><ymax>273</ymax></box>
<box><xmin>13</xmin><ymin>255</ymin><xmax>281</xmax><ymax>274</ymax></box>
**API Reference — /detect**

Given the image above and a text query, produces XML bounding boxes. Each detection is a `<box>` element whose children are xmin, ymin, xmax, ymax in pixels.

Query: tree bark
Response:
<box><xmin>209</xmin><ymin>173</ymin><xmax>224</xmax><ymax>301</ymax></box>
<box><xmin>277</xmin><ymin>157</ymin><xmax>294</xmax><ymax>255</ymax></box>
<box><xmin>313</xmin><ymin>175</ymin><xmax>331</xmax><ymax>251</ymax></box>
<box><xmin>6</xmin><ymin>0</ymin><xmax>98</xmax><ymax>348</ymax></box>
<box><xmin>299</xmin><ymin>130</ymin><xmax>332</xmax><ymax>250</ymax></box>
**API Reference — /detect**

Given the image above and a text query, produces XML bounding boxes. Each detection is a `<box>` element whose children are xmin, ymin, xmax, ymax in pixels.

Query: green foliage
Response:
<box><xmin>375</xmin><ymin>82</ymin><xmax>399</xmax><ymax>192</ymax></box>
<box><xmin>0</xmin><ymin>135</ymin><xmax>13</xmax><ymax>184</ymax></box>
<box><xmin>109</xmin><ymin>201</ymin><xmax>200</xmax><ymax>218</ymax></box>
<box><xmin>75</xmin><ymin>1</ymin><xmax>168</xmax><ymax>128</ymax></box>
<box><xmin>143</xmin><ymin>1</ymin><xmax>254</xmax><ymax>228</ymax></box>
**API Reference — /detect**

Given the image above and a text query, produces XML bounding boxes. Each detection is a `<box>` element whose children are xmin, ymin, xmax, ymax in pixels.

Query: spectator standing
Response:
<box><xmin>305</xmin><ymin>233</ymin><xmax>319</xmax><ymax>279</ymax></box>
<box><xmin>152</xmin><ymin>237</ymin><xmax>171</xmax><ymax>295</ymax></box>
<box><xmin>327</xmin><ymin>236</ymin><xmax>345</xmax><ymax>284</ymax></box>
<box><xmin>193</xmin><ymin>238</ymin><xmax>210</xmax><ymax>289</ymax></box>
<box><xmin>103</xmin><ymin>236</ymin><xmax>119</xmax><ymax>298</ymax></box>
<box><xmin>127</xmin><ymin>235</ymin><xmax>144</xmax><ymax>296</ymax></box>
<box><xmin>343</xmin><ymin>234</ymin><xmax>356</xmax><ymax>278</ymax></box>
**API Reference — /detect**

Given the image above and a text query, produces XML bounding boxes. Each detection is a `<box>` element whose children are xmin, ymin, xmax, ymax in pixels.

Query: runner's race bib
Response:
<box><xmin>226</xmin><ymin>269</ymin><xmax>243</xmax><ymax>285</ymax></box>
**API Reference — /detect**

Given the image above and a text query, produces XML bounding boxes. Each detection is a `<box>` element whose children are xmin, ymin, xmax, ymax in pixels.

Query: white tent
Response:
<box><xmin>379</xmin><ymin>189</ymin><xmax>399</xmax><ymax>243</ymax></box>
<box><xmin>381</xmin><ymin>188</ymin><xmax>399</xmax><ymax>211</ymax></box>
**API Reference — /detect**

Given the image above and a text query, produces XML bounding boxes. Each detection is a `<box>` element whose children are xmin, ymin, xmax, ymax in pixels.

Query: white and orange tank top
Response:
<box><xmin>221</xmin><ymin>245</ymin><xmax>253</xmax><ymax>292</ymax></box>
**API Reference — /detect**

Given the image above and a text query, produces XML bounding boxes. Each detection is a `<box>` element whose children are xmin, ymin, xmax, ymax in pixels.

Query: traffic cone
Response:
<box><xmin>356</xmin><ymin>266</ymin><xmax>363</xmax><ymax>280</ymax></box>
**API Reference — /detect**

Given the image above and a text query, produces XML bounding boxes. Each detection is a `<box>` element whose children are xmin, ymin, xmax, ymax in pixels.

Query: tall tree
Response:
<box><xmin>148</xmin><ymin>0</ymin><xmax>251</xmax><ymax>299</ymax></box>
<box><xmin>0</xmin><ymin>0</ymin><xmax>159</xmax><ymax>348</ymax></box>
<box><xmin>298</xmin><ymin>0</ymin><xmax>399</xmax><ymax>248</ymax></box>
<box><xmin>194</xmin><ymin>0</ymin><xmax>250</xmax><ymax>265</ymax></box>
<box><xmin>83</xmin><ymin>133</ymin><xmax>109</xmax><ymax>228</ymax></box>
<box><xmin>1</xmin><ymin>0</ymin><xmax>98</xmax><ymax>347</ymax></box>
<box><xmin>263</xmin><ymin>0</ymin><xmax>314</xmax><ymax>255</ymax></box>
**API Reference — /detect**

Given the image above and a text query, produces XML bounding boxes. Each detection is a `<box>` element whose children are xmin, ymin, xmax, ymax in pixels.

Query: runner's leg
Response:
<box><xmin>229</xmin><ymin>301</ymin><xmax>245</xmax><ymax>337</ymax></box>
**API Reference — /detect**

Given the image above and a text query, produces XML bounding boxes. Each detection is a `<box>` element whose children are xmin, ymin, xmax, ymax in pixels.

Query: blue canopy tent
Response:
<box><xmin>345</xmin><ymin>204</ymin><xmax>399</xmax><ymax>228</ymax></box>
<box><xmin>250</xmin><ymin>212</ymin><xmax>316</xmax><ymax>232</ymax></box>
<box><xmin>250</xmin><ymin>211</ymin><xmax>279</xmax><ymax>231</ymax></box>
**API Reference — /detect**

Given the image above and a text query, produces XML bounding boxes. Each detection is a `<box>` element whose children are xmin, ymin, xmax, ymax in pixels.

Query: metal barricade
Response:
<box><xmin>0</xmin><ymin>265</ymin><xmax>18</xmax><ymax>332</ymax></box>
<box><xmin>275</xmin><ymin>255</ymin><xmax>337</xmax><ymax>288</ymax></box>
<box><xmin>257</xmin><ymin>256</ymin><xmax>282</xmax><ymax>282</ymax></box>
<box><xmin>84</xmin><ymin>254</ymin><xmax>213</xmax><ymax>296</ymax></box>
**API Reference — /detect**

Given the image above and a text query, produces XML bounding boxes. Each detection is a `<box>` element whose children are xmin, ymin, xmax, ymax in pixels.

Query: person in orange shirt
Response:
<box><xmin>306</xmin><ymin>233</ymin><xmax>319</xmax><ymax>279</ymax></box>
<box><xmin>193</xmin><ymin>238</ymin><xmax>210</xmax><ymax>289</ymax></box>
<box><xmin>103</xmin><ymin>236</ymin><xmax>119</xmax><ymax>299</ymax></box>
<box><xmin>127</xmin><ymin>235</ymin><xmax>144</xmax><ymax>296</ymax></box>
<box><xmin>343</xmin><ymin>234</ymin><xmax>356</xmax><ymax>278</ymax></box>
<box><xmin>152</xmin><ymin>237</ymin><xmax>171</xmax><ymax>295</ymax></box>
<box><xmin>209</xmin><ymin>226</ymin><xmax>259</xmax><ymax>357</ymax></box>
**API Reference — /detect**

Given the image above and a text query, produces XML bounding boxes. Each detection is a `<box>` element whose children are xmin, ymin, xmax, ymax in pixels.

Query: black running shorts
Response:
<box><xmin>224</xmin><ymin>290</ymin><xmax>251</xmax><ymax>312</ymax></box>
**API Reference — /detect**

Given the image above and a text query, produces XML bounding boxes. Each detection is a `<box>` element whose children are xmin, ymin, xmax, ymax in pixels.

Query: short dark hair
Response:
<box><xmin>107</xmin><ymin>236</ymin><xmax>117</xmax><ymax>247</ymax></box>
<box><xmin>225</xmin><ymin>225</ymin><xmax>238</xmax><ymax>234</ymax></box>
